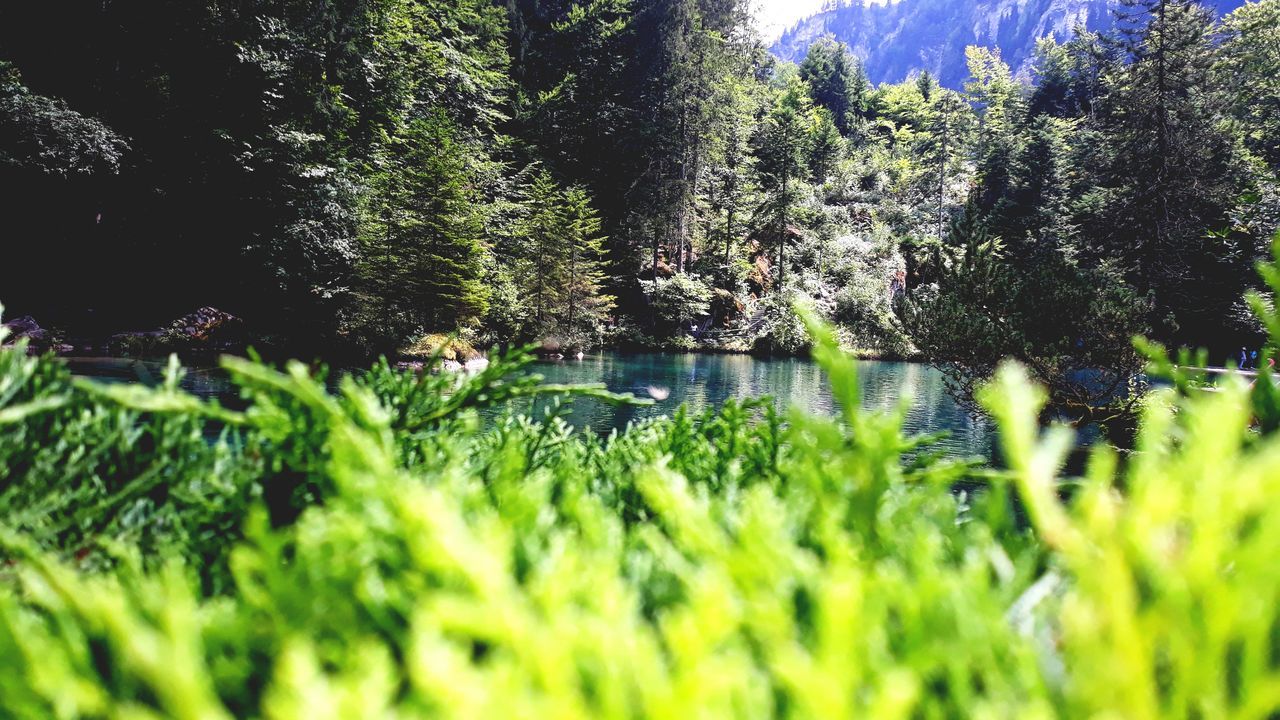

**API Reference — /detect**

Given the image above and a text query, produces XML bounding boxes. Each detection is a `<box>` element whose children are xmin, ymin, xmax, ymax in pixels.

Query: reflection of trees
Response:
<box><xmin>519</xmin><ymin>354</ymin><xmax>993</xmax><ymax>456</ymax></box>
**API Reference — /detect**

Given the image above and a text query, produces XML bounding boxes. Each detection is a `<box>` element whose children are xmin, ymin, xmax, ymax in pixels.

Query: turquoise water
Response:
<box><xmin>64</xmin><ymin>353</ymin><xmax>995</xmax><ymax>457</ymax></box>
<box><xmin>519</xmin><ymin>353</ymin><xmax>994</xmax><ymax>457</ymax></box>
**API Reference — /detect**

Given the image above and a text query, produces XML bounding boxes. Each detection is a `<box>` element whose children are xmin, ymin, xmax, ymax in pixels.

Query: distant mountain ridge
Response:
<box><xmin>771</xmin><ymin>0</ymin><xmax>1246</xmax><ymax>88</ymax></box>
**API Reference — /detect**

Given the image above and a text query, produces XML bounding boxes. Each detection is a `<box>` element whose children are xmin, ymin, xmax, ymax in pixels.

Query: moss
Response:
<box><xmin>399</xmin><ymin>333</ymin><xmax>484</xmax><ymax>362</ymax></box>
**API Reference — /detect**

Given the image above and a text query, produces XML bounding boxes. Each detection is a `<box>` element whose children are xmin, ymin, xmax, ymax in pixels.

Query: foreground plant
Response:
<box><xmin>1</xmin><ymin>286</ymin><xmax>1279</xmax><ymax>717</ymax></box>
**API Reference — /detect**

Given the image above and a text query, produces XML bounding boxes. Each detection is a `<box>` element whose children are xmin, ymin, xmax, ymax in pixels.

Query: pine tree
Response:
<box><xmin>519</xmin><ymin>171</ymin><xmax>566</xmax><ymax>333</ymax></box>
<box><xmin>1216</xmin><ymin>0</ymin><xmax>1280</xmax><ymax>169</ymax></box>
<box><xmin>356</xmin><ymin>114</ymin><xmax>489</xmax><ymax>346</ymax></box>
<box><xmin>1097</xmin><ymin>0</ymin><xmax>1245</xmax><ymax>345</ymax></box>
<box><xmin>754</xmin><ymin>74</ymin><xmax>814</xmax><ymax>291</ymax></box>
<box><xmin>923</xmin><ymin>89</ymin><xmax>974</xmax><ymax>245</ymax></box>
<box><xmin>965</xmin><ymin>47</ymin><xmax>1026</xmax><ymax>221</ymax></box>
<box><xmin>798</xmin><ymin>36</ymin><xmax>869</xmax><ymax>134</ymax></box>
<box><xmin>509</xmin><ymin>171</ymin><xmax>615</xmax><ymax>342</ymax></box>
<box><xmin>559</xmin><ymin>186</ymin><xmax>616</xmax><ymax>343</ymax></box>
<box><xmin>808</xmin><ymin>108</ymin><xmax>845</xmax><ymax>185</ymax></box>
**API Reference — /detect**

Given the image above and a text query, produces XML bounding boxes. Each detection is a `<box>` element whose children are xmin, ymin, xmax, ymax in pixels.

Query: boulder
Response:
<box><xmin>710</xmin><ymin>288</ymin><xmax>746</xmax><ymax>327</ymax></box>
<box><xmin>164</xmin><ymin>307</ymin><xmax>245</xmax><ymax>347</ymax></box>
<box><xmin>400</xmin><ymin>334</ymin><xmax>483</xmax><ymax>363</ymax></box>
<box><xmin>0</xmin><ymin>315</ymin><xmax>68</xmax><ymax>354</ymax></box>
<box><xmin>106</xmin><ymin>307</ymin><xmax>246</xmax><ymax>357</ymax></box>
<box><xmin>2</xmin><ymin>316</ymin><xmax>45</xmax><ymax>344</ymax></box>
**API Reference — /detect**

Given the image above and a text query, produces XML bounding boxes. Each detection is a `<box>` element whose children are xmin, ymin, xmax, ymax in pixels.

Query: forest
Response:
<box><xmin>4</xmin><ymin>1</ymin><xmax>1280</xmax><ymax>716</ymax></box>
<box><xmin>2</xmin><ymin>1</ymin><xmax>1276</xmax><ymax>392</ymax></box>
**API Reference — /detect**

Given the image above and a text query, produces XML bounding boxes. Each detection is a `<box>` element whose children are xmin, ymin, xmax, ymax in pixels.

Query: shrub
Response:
<box><xmin>0</xmin><ymin>279</ymin><xmax>1279</xmax><ymax>717</ymax></box>
<box><xmin>751</xmin><ymin>292</ymin><xmax>813</xmax><ymax>355</ymax></box>
<box><xmin>639</xmin><ymin>274</ymin><xmax>714</xmax><ymax>337</ymax></box>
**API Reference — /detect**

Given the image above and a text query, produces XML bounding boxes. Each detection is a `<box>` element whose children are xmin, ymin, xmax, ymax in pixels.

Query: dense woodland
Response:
<box><xmin>3</xmin><ymin>0</ymin><xmax>1280</xmax><ymax>416</ymax></box>
<box><xmin>5</xmin><ymin>3</ymin><xmax>1280</xmax><ymax>714</ymax></box>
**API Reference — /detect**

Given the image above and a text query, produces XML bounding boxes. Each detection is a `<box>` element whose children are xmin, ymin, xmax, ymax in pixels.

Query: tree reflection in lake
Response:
<box><xmin>524</xmin><ymin>354</ymin><xmax>994</xmax><ymax>457</ymax></box>
<box><xmin>63</xmin><ymin>352</ymin><xmax>995</xmax><ymax>458</ymax></box>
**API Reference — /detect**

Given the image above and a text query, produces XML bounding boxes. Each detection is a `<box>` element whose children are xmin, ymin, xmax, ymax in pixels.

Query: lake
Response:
<box><xmin>64</xmin><ymin>353</ymin><xmax>995</xmax><ymax>457</ymax></box>
<box><xmin>521</xmin><ymin>353</ymin><xmax>994</xmax><ymax>456</ymax></box>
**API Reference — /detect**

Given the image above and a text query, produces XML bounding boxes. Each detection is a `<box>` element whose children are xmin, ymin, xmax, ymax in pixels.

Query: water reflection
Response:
<box><xmin>61</xmin><ymin>353</ymin><xmax>995</xmax><ymax>458</ymax></box>
<box><xmin>522</xmin><ymin>354</ymin><xmax>994</xmax><ymax>457</ymax></box>
<box><xmin>63</xmin><ymin>357</ymin><xmax>234</xmax><ymax>399</ymax></box>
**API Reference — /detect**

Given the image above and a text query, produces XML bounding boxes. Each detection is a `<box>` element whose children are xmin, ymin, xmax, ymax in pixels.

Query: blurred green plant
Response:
<box><xmin>1</xmin><ymin>256</ymin><xmax>1280</xmax><ymax>717</ymax></box>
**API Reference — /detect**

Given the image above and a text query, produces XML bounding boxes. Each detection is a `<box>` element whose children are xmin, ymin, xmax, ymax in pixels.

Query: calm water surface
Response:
<box><xmin>64</xmin><ymin>353</ymin><xmax>995</xmax><ymax>457</ymax></box>
<box><xmin>523</xmin><ymin>354</ymin><xmax>993</xmax><ymax>457</ymax></box>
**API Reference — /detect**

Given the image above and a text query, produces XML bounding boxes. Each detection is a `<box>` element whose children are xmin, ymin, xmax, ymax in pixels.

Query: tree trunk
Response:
<box><xmin>725</xmin><ymin>204</ymin><xmax>735</xmax><ymax>281</ymax></box>
<box><xmin>535</xmin><ymin>235</ymin><xmax>547</xmax><ymax>330</ymax></box>
<box><xmin>938</xmin><ymin>105</ymin><xmax>949</xmax><ymax>243</ymax></box>
<box><xmin>779</xmin><ymin>170</ymin><xmax>788</xmax><ymax>291</ymax></box>
<box><xmin>568</xmin><ymin>236</ymin><xmax>578</xmax><ymax>334</ymax></box>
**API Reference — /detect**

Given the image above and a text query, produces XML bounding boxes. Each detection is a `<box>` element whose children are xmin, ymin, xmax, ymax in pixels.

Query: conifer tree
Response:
<box><xmin>754</xmin><ymin>74</ymin><xmax>814</xmax><ymax>291</ymax></box>
<box><xmin>1216</xmin><ymin>0</ymin><xmax>1280</xmax><ymax>169</ymax></box>
<box><xmin>559</xmin><ymin>186</ymin><xmax>616</xmax><ymax>342</ymax></box>
<box><xmin>356</xmin><ymin>114</ymin><xmax>489</xmax><ymax>345</ymax></box>
<box><xmin>1098</xmin><ymin>0</ymin><xmax>1244</xmax><ymax>345</ymax></box>
<box><xmin>808</xmin><ymin>108</ymin><xmax>845</xmax><ymax>184</ymax></box>
<box><xmin>798</xmin><ymin>36</ymin><xmax>869</xmax><ymax>134</ymax></box>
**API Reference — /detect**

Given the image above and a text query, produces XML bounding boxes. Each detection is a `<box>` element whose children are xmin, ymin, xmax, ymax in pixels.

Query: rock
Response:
<box><xmin>710</xmin><ymin>288</ymin><xmax>746</xmax><ymax>327</ymax></box>
<box><xmin>104</xmin><ymin>307</ymin><xmax>246</xmax><ymax>357</ymax></box>
<box><xmin>164</xmin><ymin>307</ymin><xmax>245</xmax><ymax>347</ymax></box>
<box><xmin>464</xmin><ymin>357</ymin><xmax>490</xmax><ymax>373</ymax></box>
<box><xmin>2</xmin><ymin>316</ymin><xmax>43</xmax><ymax>339</ymax></box>
<box><xmin>1</xmin><ymin>316</ymin><xmax>59</xmax><ymax>354</ymax></box>
<box><xmin>3</xmin><ymin>318</ymin><xmax>43</xmax><ymax>342</ymax></box>
<box><xmin>400</xmin><ymin>334</ymin><xmax>483</xmax><ymax>363</ymax></box>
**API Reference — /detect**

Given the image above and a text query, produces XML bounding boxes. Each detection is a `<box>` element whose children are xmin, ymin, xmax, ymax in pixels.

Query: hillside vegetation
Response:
<box><xmin>2</xmin><ymin>0</ymin><xmax>1277</xmax><ymax>391</ymax></box>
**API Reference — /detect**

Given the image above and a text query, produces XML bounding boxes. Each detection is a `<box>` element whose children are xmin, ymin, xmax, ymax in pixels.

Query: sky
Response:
<box><xmin>753</xmin><ymin>0</ymin><xmax>897</xmax><ymax>42</ymax></box>
<box><xmin>753</xmin><ymin>0</ymin><xmax>827</xmax><ymax>40</ymax></box>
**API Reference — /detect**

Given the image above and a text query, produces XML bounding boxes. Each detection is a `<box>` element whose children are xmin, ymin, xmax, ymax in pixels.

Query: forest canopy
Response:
<box><xmin>1</xmin><ymin>0</ymin><xmax>1278</xmax><ymax>411</ymax></box>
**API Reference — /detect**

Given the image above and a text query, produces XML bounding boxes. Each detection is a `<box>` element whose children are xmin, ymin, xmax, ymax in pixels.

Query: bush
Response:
<box><xmin>0</xmin><ymin>287</ymin><xmax>1279</xmax><ymax>717</ymax></box>
<box><xmin>751</xmin><ymin>292</ymin><xmax>813</xmax><ymax>355</ymax></box>
<box><xmin>400</xmin><ymin>333</ymin><xmax>484</xmax><ymax>362</ymax></box>
<box><xmin>639</xmin><ymin>274</ymin><xmax>714</xmax><ymax>337</ymax></box>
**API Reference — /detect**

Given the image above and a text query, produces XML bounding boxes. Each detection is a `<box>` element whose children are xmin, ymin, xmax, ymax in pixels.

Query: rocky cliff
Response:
<box><xmin>772</xmin><ymin>0</ymin><xmax>1245</xmax><ymax>88</ymax></box>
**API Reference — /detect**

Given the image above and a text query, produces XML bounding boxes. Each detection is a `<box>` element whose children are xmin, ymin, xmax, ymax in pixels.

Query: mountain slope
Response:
<box><xmin>772</xmin><ymin>0</ymin><xmax>1246</xmax><ymax>87</ymax></box>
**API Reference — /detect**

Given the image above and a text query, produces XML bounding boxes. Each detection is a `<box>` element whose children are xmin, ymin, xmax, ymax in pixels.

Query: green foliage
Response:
<box><xmin>3</xmin><ymin>0</ymin><xmax>1279</xmax><ymax>429</ymax></box>
<box><xmin>907</xmin><ymin>211</ymin><xmax>1150</xmax><ymax>424</ymax></box>
<box><xmin>752</xmin><ymin>293</ymin><xmax>814</xmax><ymax>356</ymax></box>
<box><xmin>0</xmin><ymin>62</ymin><xmax>128</xmax><ymax>177</ymax></box>
<box><xmin>4</xmin><ymin>296</ymin><xmax>1280</xmax><ymax>716</ymax></box>
<box><xmin>798</xmin><ymin>36</ymin><xmax>869</xmax><ymax>133</ymax></box>
<box><xmin>639</xmin><ymin>273</ymin><xmax>715</xmax><ymax>337</ymax></box>
<box><xmin>509</xmin><ymin>171</ymin><xmax>615</xmax><ymax>347</ymax></box>
<box><xmin>353</xmin><ymin>113</ymin><xmax>490</xmax><ymax>348</ymax></box>
<box><xmin>1217</xmin><ymin>0</ymin><xmax>1280</xmax><ymax>169</ymax></box>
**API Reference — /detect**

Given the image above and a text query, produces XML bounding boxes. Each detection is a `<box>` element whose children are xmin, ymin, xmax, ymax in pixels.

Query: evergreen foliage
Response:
<box><xmin>3</xmin><ymin>0</ymin><xmax>1280</xmax><ymax>410</ymax></box>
